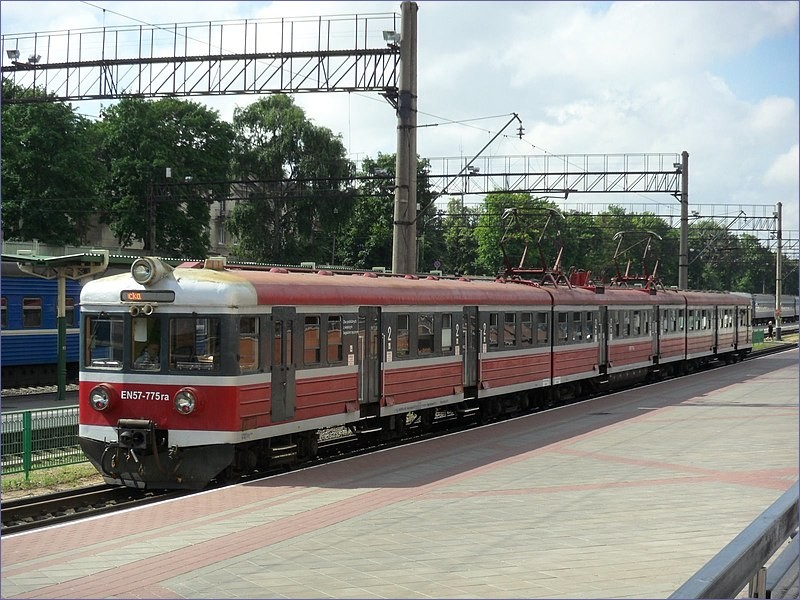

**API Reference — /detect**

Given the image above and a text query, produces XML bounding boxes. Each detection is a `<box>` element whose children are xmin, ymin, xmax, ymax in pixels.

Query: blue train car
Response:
<box><xmin>1</xmin><ymin>263</ymin><xmax>82</xmax><ymax>388</ymax></box>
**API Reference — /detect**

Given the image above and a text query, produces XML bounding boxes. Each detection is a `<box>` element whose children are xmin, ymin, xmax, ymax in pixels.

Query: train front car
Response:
<box><xmin>78</xmin><ymin>257</ymin><xmax>259</xmax><ymax>489</ymax></box>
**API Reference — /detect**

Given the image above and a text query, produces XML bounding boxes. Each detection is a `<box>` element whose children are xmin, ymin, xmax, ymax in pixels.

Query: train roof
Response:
<box><xmin>79</xmin><ymin>258</ymin><xmax>749</xmax><ymax>311</ymax></box>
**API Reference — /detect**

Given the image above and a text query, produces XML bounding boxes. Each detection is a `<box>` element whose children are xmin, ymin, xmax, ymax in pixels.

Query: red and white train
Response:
<box><xmin>78</xmin><ymin>257</ymin><xmax>753</xmax><ymax>489</ymax></box>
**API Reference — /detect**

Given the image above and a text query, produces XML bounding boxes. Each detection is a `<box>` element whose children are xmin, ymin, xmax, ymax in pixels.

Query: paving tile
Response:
<box><xmin>2</xmin><ymin>351</ymin><xmax>797</xmax><ymax>599</ymax></box>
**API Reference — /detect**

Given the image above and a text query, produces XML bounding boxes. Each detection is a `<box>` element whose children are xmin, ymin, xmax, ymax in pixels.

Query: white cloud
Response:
<box><xmin>2</xmin><ymin>0</ymin><xmax>797</xmax><ymax>242</ymax></box>
<box><xmin>764</xmin><ymin>144</ymin><xmax>799</xmax><ymax>188</ymax></box>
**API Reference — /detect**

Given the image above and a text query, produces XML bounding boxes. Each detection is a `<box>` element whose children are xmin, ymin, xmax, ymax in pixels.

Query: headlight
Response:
<box><xmin>89</xmin><ymin>386</ymin><xmax>111</xmax><ymax>411</ymax></box>
<box><xmin>131</xmin><ymin>257</ymin><xmax>156</xmax><ymax>285</ymax></box>
<box><xmin>174</xmin><ymin>389</ymin><xmax>197</xmax><ymax>415</ymax></box>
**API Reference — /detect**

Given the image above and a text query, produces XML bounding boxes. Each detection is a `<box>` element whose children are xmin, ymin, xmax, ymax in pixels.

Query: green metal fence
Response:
<box><xmin>1</xmin><ymin>407</ymin><xmax>86</xmax><ymax>479</ymax></box>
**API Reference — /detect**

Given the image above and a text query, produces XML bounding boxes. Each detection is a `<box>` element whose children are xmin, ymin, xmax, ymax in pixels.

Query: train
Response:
<box><xmin>1</xmin><ymin>262</ymin><xmax>82</xmax><ymax>388</ymax></box>
<box><xmin>731</xmin><ymin>292</ymin><xmax>799</xmax><ymax>325</ymax></box>
<box><xmin>77</xmin><ymin>256</ymin><xmax>754</xmax><ymax>490</ymax></box>
<box><xmin>1</xmin><ymin>253</ymin><xmax>791</xmax><ymax>393</ymax></box>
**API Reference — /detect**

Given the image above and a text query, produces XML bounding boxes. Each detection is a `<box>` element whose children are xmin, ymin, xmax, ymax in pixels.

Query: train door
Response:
<box><xmin>652</xmin><ymin>306</ymin><xmax>661</xmax><ymax>361</ymax></box>
<box><xmin>462</xmin><ymin>306</ymin><xmax>479</xmax><ymax>395</ymax></box>
<box><xmin>358</xmin><ymin>307</ymin><xmax>381</xmax><ymax>408</ymax></box>
<box><xmin>598</xmin><ymin>306</ymin><xmax>609</xmax><ymax>375</ymax></box>
<box><xmin>270</xmin><ymin>307</ymin><xmax>296</xmax><ymax>422</ymax></box>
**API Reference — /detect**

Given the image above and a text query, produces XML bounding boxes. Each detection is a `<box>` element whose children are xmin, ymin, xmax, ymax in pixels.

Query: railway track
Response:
<box><xmin>0</xmin><ymin>415</ymin><xmax>464</xmax><ymax>536</ymax></box>
<box><xmin>1</xmin><ymin>484</ymin><xmax>190</xmax><ymax>535</ymax></box>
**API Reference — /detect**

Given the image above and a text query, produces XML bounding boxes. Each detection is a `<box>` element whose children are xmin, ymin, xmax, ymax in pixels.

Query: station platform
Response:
<box><xmin>2</xmin><ymin>349</ymin><xmax>798</xmax><ymax>599</ymax></box>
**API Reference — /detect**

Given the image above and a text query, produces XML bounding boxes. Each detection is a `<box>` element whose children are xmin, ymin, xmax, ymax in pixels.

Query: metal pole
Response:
<box><xmin>775</xmin><ymin>201</ymin><xmax>782</xmax><ymax>341</ymax></box>
<box><xmin>678</xmin><ymin>150</ymin><xmax>689</xmax><ymax>290</ymax></box>
<box><xmin>391</xmin><ymin>1</ymin><xmax>418</xmax><ymax>274</ymax></box>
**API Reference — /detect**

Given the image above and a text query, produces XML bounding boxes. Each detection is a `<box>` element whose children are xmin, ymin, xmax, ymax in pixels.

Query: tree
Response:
<box><xmin>1</xmin><ymin>79</ymin><xmax>100</xmax><ymax>245</ymax></box>
<box><xmin>442</xmin><ymin>196</ymin><xmax>480</xmax><ymax>276</ymax></box>
<box><xmin>474</xmin><ymin>193</ymin><xmax>563</xmax><ymax>277</ymax></box>
<box><xmin>731</xmin><ymin>234</ymin><xmax>776</xmax><ymax>293</ymax></box>
<box><xmin>96</xmin><ymin>97</ymin><xmax>233</xmax><ymax>257</ymax></box>
<box><xmin>336</xmin><ymin>153</ymin><xmax>436</xmax><ymax>272</ymax></box>
<box><xmin>336</xmin><ymin>154</ymin><xmax>395</xmax><ymax>269</ymax></box>
<box><xmin>687</xmin><ymin>219</ymin><xmax>741</xmax><ymax>290</ymax></box>
<box><xmin>227</xmin><ymin>95</ymin><xmax>355</xmax><ymax>263</ymax></box>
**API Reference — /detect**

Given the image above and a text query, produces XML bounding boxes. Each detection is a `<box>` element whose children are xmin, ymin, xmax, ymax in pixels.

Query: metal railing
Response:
<box><xmin>670</xmin><ymin>481</ymin><xmax>799</xmax><ymax>599</ymax></box>
<box><xmin>1</xmin><ymin>407</ymin><xmax>86</xmax><ymax>479</ymax></box>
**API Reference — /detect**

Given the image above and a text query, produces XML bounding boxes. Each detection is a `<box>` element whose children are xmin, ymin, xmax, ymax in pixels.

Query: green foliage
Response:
<box><xmin>474</xmin><ymin>193</ymin><xmax>563</xmax><ymax>277</ymax></box>
<box><xmin>227</xmin><ymin>95</ymin><xmax>355</xmax><ymax>263</ymax></box>
<box><xmin>335</xmin><ymin>153</ymin><xmax>436</xmax><ymax>271</ymax></box>
<box><xmin>96</xmin><ymin>97</ymin><xmax>233</xmax><ymax>256</ymax></box>
<box><xmin>442</xmin><ymin>197</ymin><xmax>480</xmax><ymax>276</ymax></box>
<box><xmin>1</xmin><ymin>79</ymin><xmax>100</xmax><ymax>245</ymax></box>
<box><xmin>3</xmin><ymin>78</ymin><xmax>790</xmax><ymax>292</ymax></box>
<box><xmin>336</xmin><ymin>154</ymin><xmax>395</xmax><ymax>268</ymax></box>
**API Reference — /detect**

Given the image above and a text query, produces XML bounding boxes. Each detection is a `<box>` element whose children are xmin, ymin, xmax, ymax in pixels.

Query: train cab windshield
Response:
<box><xmin>84</xmin><ymin>314</ymin><xmax>221</xmax><ymax>373</ymax></box>
<box><xmin>86</xmin><ymin>315</ymin><xmax>124</xmax><ymax>368</ymax></box>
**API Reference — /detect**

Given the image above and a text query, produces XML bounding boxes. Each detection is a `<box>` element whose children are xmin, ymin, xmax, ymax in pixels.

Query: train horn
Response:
<box><xmin>142</xmin><ymin>304</ymin><xmax>154</xmax><ymax>316</ymax></box>
<box><xmin>129</xmin><ymin>305</ymin><xmax>140</xmax><ymax>317</ymax></box>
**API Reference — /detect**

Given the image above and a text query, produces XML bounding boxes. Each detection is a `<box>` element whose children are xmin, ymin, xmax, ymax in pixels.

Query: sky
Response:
<box><xmin>1</xmin><ymin>0</ymin><xmax>798</xmax><ymax>259</ymax></box>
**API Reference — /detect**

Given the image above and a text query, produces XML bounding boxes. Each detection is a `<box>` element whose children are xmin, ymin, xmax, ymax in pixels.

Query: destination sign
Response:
<box><xmin>120</xmin><ymin>290</ymin><xmax>176</xmax><ymax>303</ymax></box>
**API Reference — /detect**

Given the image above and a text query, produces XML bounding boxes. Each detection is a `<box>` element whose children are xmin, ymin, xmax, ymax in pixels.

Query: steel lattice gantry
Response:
<box><xmin>422</xmin><ymin>153</ymin><xmax>683</xmax><ymax>196</ymax></box>
<box><xmin>1</xmin><ymin>14</ymin><xmax>401</xmax><ymax>102</ymax></box>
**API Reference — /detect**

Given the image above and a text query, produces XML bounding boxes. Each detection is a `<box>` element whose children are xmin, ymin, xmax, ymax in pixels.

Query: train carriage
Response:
<box><xmin>77</xmin><ymin>257</ymin><xmax>754</xmax><ymax>490</ymax></box>
<box><xmin>1</xmin><ymin>263</ymin><xmax>82</xmax><ymax>388</ymax></box>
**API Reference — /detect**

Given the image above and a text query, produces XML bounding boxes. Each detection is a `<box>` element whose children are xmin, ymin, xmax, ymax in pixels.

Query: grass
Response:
<box><xmin>1</xmin><ymin>463</ymin><xmax>101</xmax><ymax>494</ymax></box>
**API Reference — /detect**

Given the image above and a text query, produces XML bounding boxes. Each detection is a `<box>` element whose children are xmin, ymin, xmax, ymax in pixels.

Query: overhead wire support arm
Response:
<box><xmin>411</xmin><ymin>112</ymin><xmax>523</xmax><ymax>226</ymax></box>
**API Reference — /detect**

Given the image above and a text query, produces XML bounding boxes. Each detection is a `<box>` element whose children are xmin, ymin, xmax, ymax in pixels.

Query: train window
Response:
<box><xmin>572</xmin><ymin>312</ymin><xmax>582</xmax><ymax>342</ymax></box>
<box><xmin>584</xmin><ymin>312</ymin><xmax>594</xmax><ymax>341</ymax></box>
<box><xmin>132</xmin><ymin>316</ymin><xmax>161</xmax><ymax>371</ymax></box>
<box><xmin>23</xmin><ymin>297</ymin><xmax>42</xmax><ymax>327</ymax></box>
<box><xmin>441</xmin><ymin>314</ymin><xmax>453</xmax><ymax>352</ymax></box>
<box><xmin>1</xmin><ymin>297</ymin><xmax>6</xmax><ymax>328</ymax></box>
<box><xmin>65</xmin><ymin>298</ymin><xmax>76</xmax><ymax>326</ymax></box>
<box><xmin>327</xmin><ymin>316</ymin><xmax>343</xmax><ymax>363</ymax></box>
<box><xmin>169</xmin><ymin>317</ymin><xmax>220</xmax><ymax>372</ymax></box>
<box><xmin>273</xmin><ymin>321</ymin><xmax>283</xmax><ymax>366</ymax></box>
<box><xmin>504</xmin><ymin>313</ymin><xmax>517</xmax><ymax>346</ymax></box>
<box><xmin>285</xmin><ymin>321</ymin><xmax>294</xmax><ymax>367</ymax></box>
<box><xmin>304</xmin><ymin>316</ymin><xmax>321</xmax><ymax>365</ymax></box>
<box><xmin>397</xmin><ymin>314</ymin><xmax>410</xmax><ymax>357</ymax></box>
<box><xmin>535</xmin><ymin>312</ymin><xmax>549</xmax><ymax>345</ymax></box>
<box><xmin>418</xmin><ymin>313</ymin><xmax>434</xmax><ymax>354</ymax></box>
<box><xmin>86</xmin><ymin>315</ymin><xmax>124</xmax><ymax>368</ymax></box>
<box><xmin>489</xmin><ymin>313</ymin><xmax>499</xmax><ymax>348</ymax></box>
<box><xmin>240</xmin><ymin>317</ymin><xmax>259</xmax><ymax>373</ymax></box>
<box><xmin>521</xmin><ymin>313</ymin><xmax>533</xmax><ymax>345</ymax></box>
<box><xmin>623</xmin><ymin>311</ymin><xmax>631</xmax><ymax>337</ymax></box>
<box><xmin>702</xmin><ymin>310</ymin><xmax>710</xmax><ymax>330</ymax></box>
<box><xmin>632</xmin><ymin>311</ymin><xmax>642</xmax><ymax>336</ymax></box>
<box><xmin>557</xmin><ymin>313</ymin><xmax>568</xmax><ymax>344</ymax></box>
